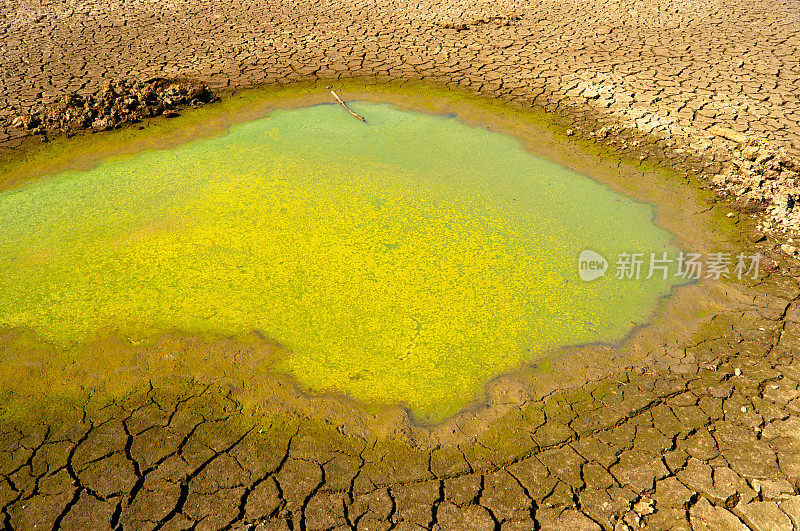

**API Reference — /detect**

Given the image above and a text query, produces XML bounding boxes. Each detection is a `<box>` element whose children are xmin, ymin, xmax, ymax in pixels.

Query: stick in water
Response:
<box><xmin>330</xmin><ymin>90</ymin><xmax>367</xmax><ymax>123</ymax></box>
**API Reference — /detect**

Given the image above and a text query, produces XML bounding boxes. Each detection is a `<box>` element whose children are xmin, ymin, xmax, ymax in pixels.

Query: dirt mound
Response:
<box><xmin>10</xmin><ymin>78</ymin><xmax>218</xmax><ymax>137</ymax></box>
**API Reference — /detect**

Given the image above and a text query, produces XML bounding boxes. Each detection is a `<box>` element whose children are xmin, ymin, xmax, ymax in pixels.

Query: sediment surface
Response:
<box><xmin>3</xmin><ymin>0</ymin><xmax>799</xmax><ymax>152</ymax></box>
<box><xmin>3</xmin><ymin>0</ymin><xmax>800</xmax><ymax>528</ymax></box>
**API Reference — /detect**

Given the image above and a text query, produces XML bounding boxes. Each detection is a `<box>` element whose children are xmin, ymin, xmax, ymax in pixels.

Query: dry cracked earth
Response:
<box><xmin>3</xmin><ymin>0</ymin><xmax>800</xmax><ymax>528</ymax></box>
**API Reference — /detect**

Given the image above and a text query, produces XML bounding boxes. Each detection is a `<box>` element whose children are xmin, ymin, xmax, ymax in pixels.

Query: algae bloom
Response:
<box><xmin>0</xmin><ymin>102</ymin><xmax>681</xmax><ymax>420</ymax></box>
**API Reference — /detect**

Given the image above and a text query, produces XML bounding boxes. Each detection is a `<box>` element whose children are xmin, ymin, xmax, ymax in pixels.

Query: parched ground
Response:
<box><xmin>2</xmin><ymin>0</ymin><xmax>799</xmax><ymax>156</ymax></box>
<box><xmin>3</xmin><ymin>0</ymin><xmax>800</xmax><ymax>529</ymax></box>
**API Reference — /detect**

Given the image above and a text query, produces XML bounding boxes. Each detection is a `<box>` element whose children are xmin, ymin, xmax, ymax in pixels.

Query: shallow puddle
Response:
<box><xmin>0</xmin><ymin>101</ymin><xmax>683</xmax><ymax>420</ymax></box>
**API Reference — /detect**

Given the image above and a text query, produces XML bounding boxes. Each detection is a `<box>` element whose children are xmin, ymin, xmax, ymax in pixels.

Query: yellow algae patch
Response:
<box><xmin>0</xmin><ymin>102</ymin><xmax>681</xmax><ymax>420</ymax></box>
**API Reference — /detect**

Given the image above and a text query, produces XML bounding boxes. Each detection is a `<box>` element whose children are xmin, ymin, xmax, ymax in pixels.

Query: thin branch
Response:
<box><xmin>330</xmin><ymin>91</ymin><xmax>367</xmax><ymax>123</ymax></box>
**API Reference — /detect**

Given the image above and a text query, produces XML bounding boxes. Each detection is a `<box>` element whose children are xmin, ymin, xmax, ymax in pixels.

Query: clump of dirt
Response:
<box><xmin>437</xmin><ymin>12</ymin><xmax>521</xmax><ymax>30</ymax></box>
<box><xmin>10</xmin><ymin>78</ymin><xmax>218</xmax><ymax>137</ymax></box>
<box><xmin>709</xmin><ymin>129</ymin><xmax>800</xmax><ymax>240</ymax></box>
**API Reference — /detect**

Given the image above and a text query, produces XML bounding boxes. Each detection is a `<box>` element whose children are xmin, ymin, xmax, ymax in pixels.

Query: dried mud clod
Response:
<box><xmin>709</xmin><ymin>128</ymin><xmax>800</xmax><ymax>237</ymax></box>
<box><xmin>437</xmin><ymin>12</ymin><xmax>521</xmax><ymax>30</ymax></box>
<box><xmin>9</xmin><ymin>78</ymin><xmax>219</xmax><ymax>138</ymax></box>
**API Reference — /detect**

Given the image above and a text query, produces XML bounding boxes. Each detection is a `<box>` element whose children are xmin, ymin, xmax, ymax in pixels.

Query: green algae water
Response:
<box><xmin>0</xmin><ymin>102</ymin><xmax>682</xmax><ymax>420</ymax></box>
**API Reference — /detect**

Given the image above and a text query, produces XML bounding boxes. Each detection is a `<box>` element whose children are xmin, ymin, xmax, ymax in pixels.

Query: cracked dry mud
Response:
<box><xmin>3</xmin><ymin>0</ymin><xmax>800</xmax><ymax>528</ymax></box>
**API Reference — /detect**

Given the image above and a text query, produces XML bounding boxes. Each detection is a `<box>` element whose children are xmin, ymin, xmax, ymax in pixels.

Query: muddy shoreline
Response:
<box><xmin>0</xmin><ymin>83</ymin><xmax>742</xmax><ymax>433</ymax></box>
<box><xmin>2</xmin><ymin>83</ymin><xmax>800</xmax><ymax>528</ymax></box>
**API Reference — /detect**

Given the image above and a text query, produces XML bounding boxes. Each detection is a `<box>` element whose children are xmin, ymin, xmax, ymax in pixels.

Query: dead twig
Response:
<box><xmin>330</xmin><ymin>90</ymin><xmax>367</xmax><ymax>123</ymax></box>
